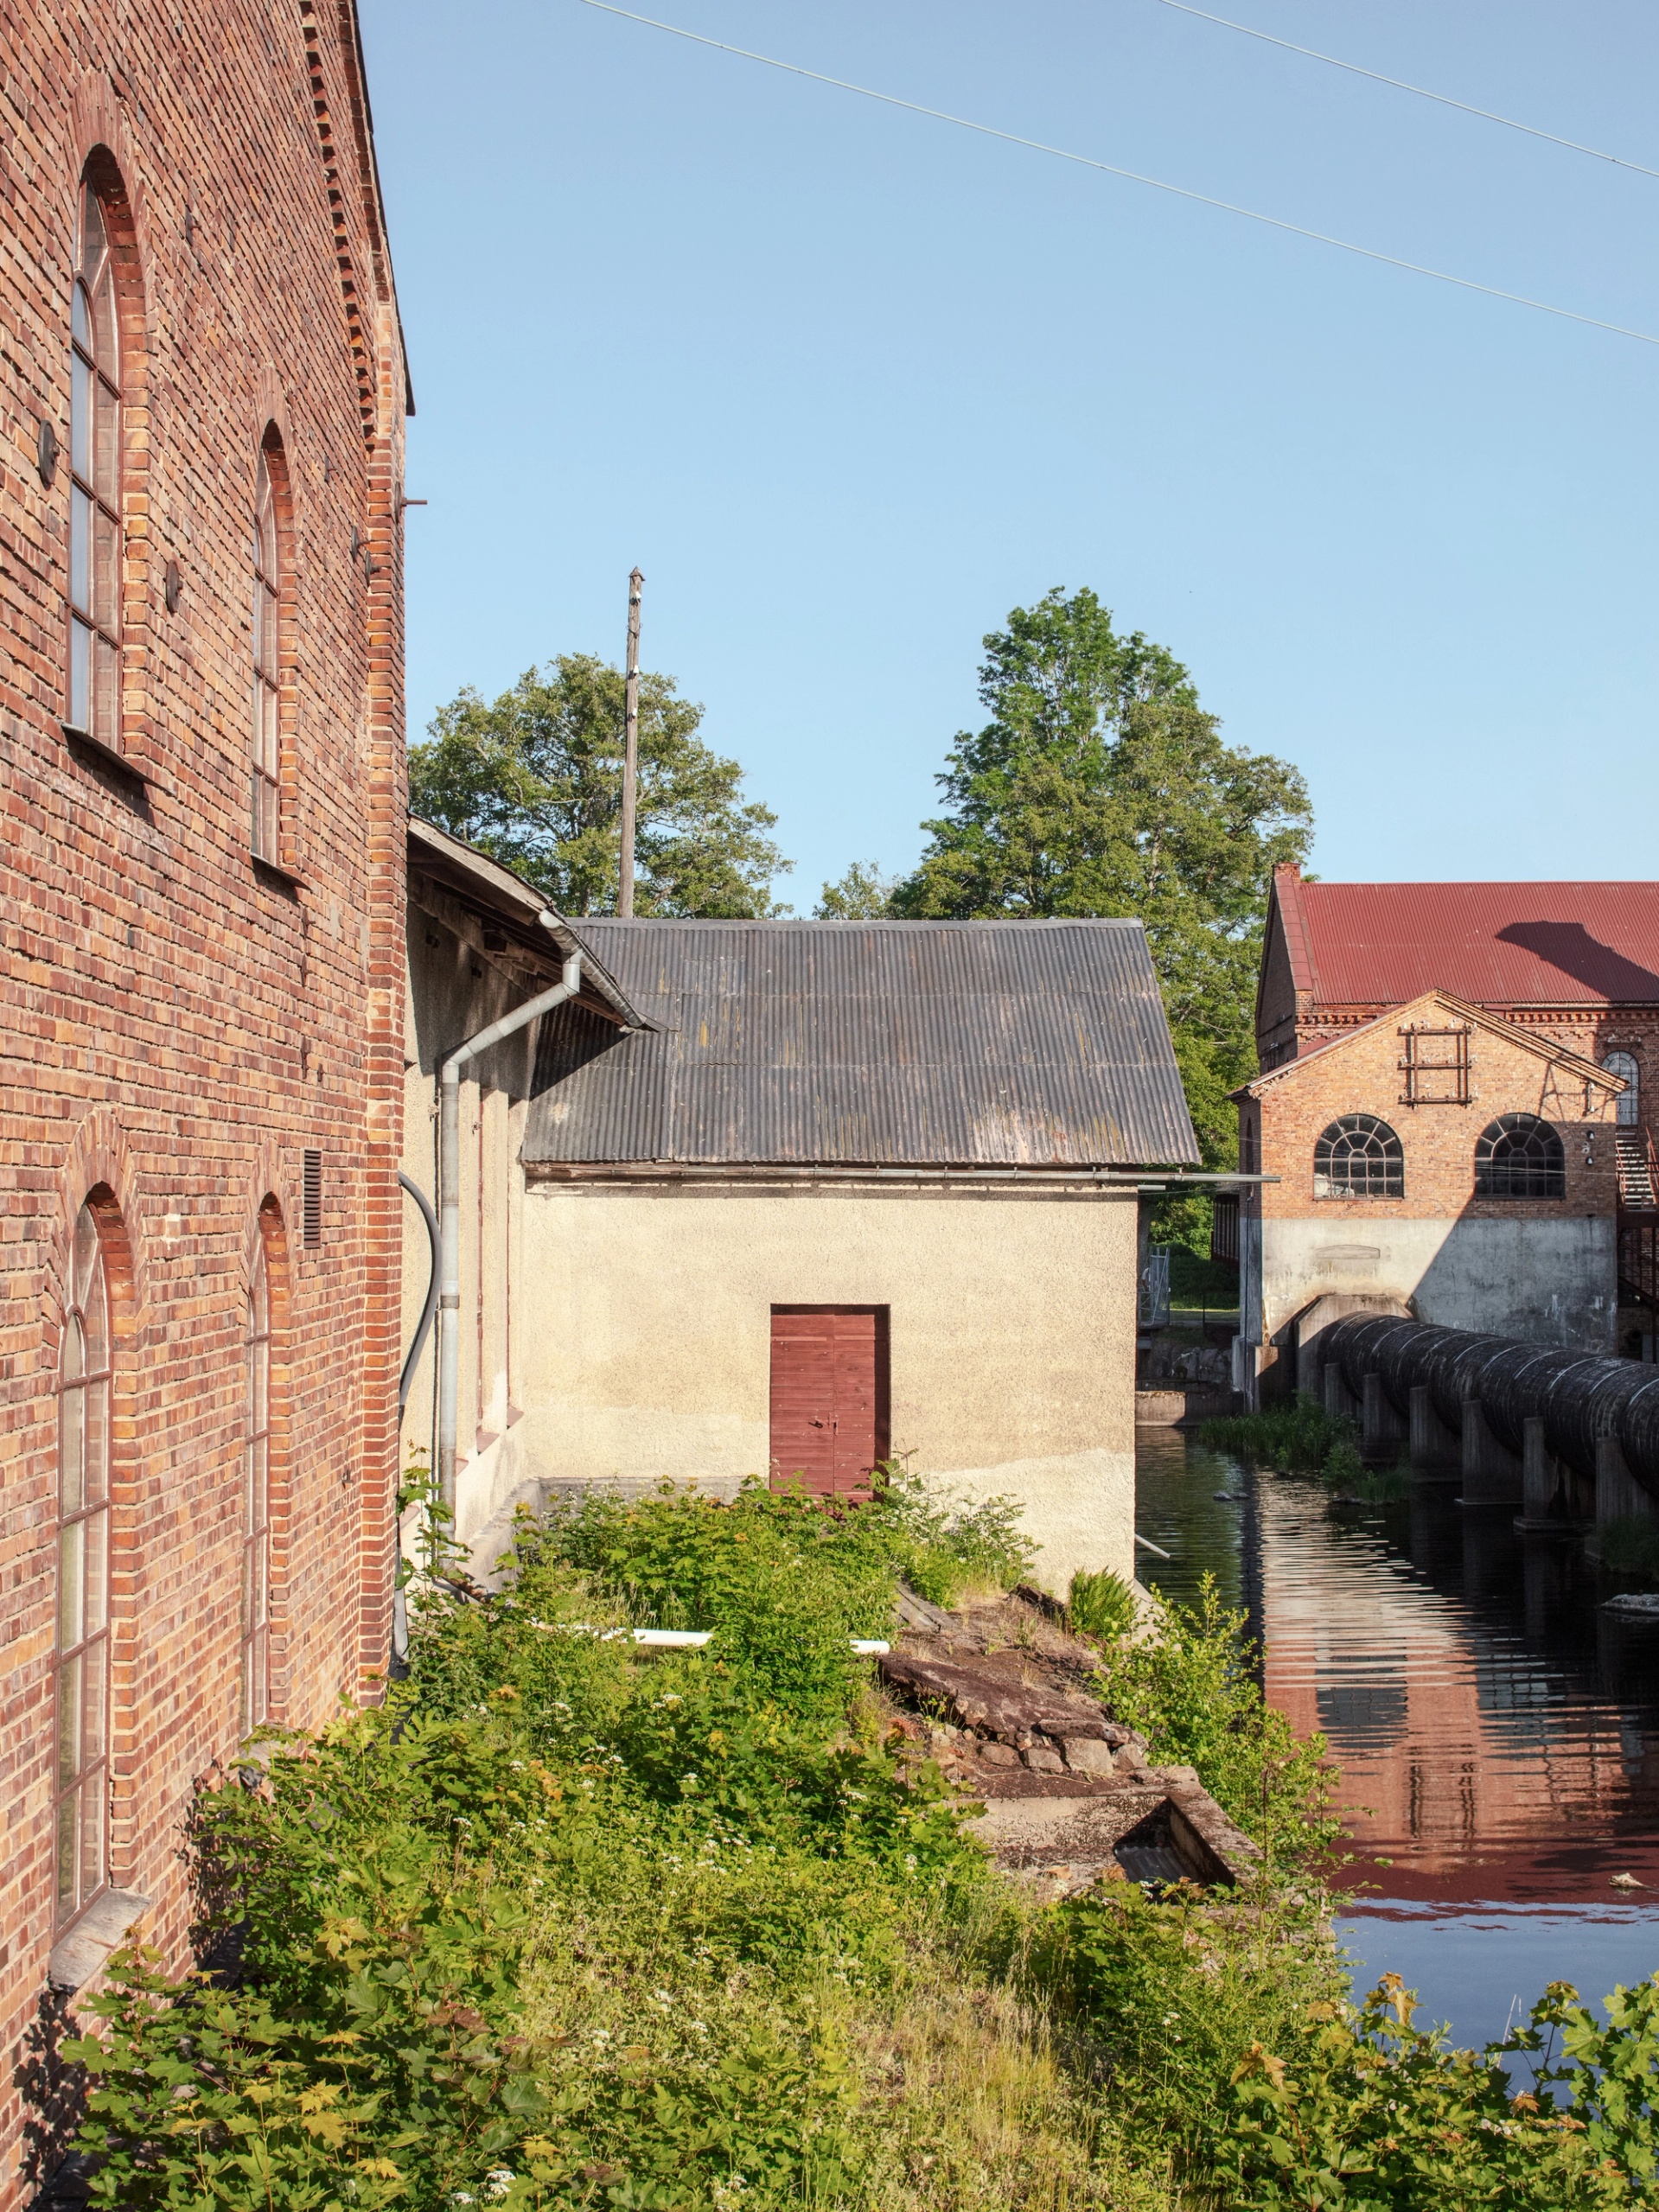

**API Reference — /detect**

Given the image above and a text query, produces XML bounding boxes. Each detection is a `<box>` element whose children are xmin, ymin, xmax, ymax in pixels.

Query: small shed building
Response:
<box><xmin>400</xmin><ymin>829</ymin><xmax>1198</xmax><ymax>1595</ymax></box>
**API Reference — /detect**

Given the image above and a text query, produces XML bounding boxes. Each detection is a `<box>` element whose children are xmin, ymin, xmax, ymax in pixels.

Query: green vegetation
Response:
<box><xmin>409</xmin><ymin>654</ymin><xmax>789</xmax><ymax>917</ymax></box>
<box><xmin>1200</xmin><ymin>1394</ymin><xmax>1362</xmax><ymax>1480</ymax></box>
<box><xmin>1598</xmin><ymin>1514</ymin><xmax>1659</xmax><ymax>1585</ymax></box>
<box><xmin>1093</xmin><ymin>1577</ymin><xmax>1342</xmax><ymax>1869</ymax></box>
<box><xmin>1166</xmin><ymin>1247</ymin><xmax>1240</xmax><ymax>1315</ymax></box>
<box><xmin>61</xmin><ymin>1487</ymin><xmax>1659</xmax><ymax>2210</ymax></box>
<box><xmin>845</xmin><ymin>587</ymin><xmax>1312</xmax><ymax>1252</ymax></box>
<box><xmin>1066</xmin><ymin>1566</ymin><xmax>1138</xmax><ymax>1643</ymax></box>
<box><xmin>1217</xmin><ymin>1970</ymin><xmax>1657</xmax><ymax>2208</ymax></box>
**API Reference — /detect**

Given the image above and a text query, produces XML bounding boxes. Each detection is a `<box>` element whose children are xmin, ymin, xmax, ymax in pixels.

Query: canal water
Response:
<box><xmin>1136</xmin><ymin>1429</ymin><xmax>1659</xmax><ymax>2054</ymax></box>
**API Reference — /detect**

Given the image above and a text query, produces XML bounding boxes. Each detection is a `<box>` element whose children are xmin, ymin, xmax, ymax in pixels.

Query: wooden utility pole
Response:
<box><xmin>618</xmin><ymin>566</ymin><xmax>643</xmax><ymax>918</ymax></box>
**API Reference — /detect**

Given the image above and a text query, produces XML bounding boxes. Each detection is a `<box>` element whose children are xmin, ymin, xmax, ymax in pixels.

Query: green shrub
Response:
<box><xmin>1067</xmin><ymin>1566</ymin><xmax>1137</xmax><ymax>1643</ymax></box>
<box><xmin>61</xmin><ymin>1486</ymin><xmax>1659</xmax><ymax>2212</ymax></box>
<box><xmin>1598</xmin><ymin>1515</ymin><xmax>1659</xmax><ymax>1584</ymax></box>
<box><xmin>1089</xmin><ymin>1575</ymin><xmax>1340</xmax><ymax>1866</ymax></box>
<box><xmin>1201</xmin><ymin>1393</ymin><xmax>1375</xmax><ymax>1488</ymax></box>
<box><xmin>1218</xmin><ymin>1973</ymin><xmax>1637</xmax><ymax>2208</ymax></box>
<box><xmin>1041</xmin><ymin>1877</ymin><xmax>1345</xmax><ymax>2191</ymax></box>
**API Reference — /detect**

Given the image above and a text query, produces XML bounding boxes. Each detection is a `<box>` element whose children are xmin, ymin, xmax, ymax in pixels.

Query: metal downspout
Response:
<box><xmin>437</xmin><ymin>927</ymin><xmax>581</xmax><ymax>1515</ymax></box>
<box><xmin>398</xmin><ymin>1170</ymin><xmax>439</xmax><ymax>1418</ymax></box>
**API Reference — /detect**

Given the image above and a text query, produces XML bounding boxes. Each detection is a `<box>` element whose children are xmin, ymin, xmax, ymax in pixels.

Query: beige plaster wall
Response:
<box><xmin>500</xmin><ymin>1179</ymin><xmax>1139</xmax><ymax>1592</ymax></box>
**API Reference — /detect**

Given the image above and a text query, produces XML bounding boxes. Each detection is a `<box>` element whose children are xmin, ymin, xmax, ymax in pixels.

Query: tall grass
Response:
<box><xmin>1200</xmin><ymin>1392</ymin><xmax>1362</xmax><ymax>1480</ymax></box>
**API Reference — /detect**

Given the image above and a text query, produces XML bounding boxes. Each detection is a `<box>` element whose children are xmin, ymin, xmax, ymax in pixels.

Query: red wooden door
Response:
<box><xmin>769</xmin><ymin>1308</ymin><xmax>886</xmax><ymax>1497</ymax></box>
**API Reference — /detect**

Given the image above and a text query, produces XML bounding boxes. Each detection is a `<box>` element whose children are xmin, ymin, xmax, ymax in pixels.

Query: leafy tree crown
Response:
<box><xmin>409</xmin><ymin>653</ymin><xmax>790</xmax><ymax>917</ymax></box>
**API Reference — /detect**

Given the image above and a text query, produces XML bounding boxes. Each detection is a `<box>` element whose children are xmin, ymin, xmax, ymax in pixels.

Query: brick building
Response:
<box><xmin>0</xmin><ymin>5</ymin><xmax>407</xmax><ymax>2195</ymax></box>
<box><xmin>1230</xmin><ymin>870</ymin><xmax>1659</xmax><ymax>1400</ymax></box>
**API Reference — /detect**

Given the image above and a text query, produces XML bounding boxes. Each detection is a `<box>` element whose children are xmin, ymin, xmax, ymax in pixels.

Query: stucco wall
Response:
<box><xmin>1260</xmin><ymin>1214</ymin><xmax>1617</xmax><ymax>1353</ymax></box>
<box><xmin>482</xmin><ymin>1179</ymin><xmax>1139</xmax><ymax>1593</ymax></box>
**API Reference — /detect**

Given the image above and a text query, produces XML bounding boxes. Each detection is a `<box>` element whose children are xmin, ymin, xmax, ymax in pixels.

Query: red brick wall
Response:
<box><xmin>0</xmin><ymin>5</ymin><xmax>405</xmax><ymax>2197</ymax></box>
<box><xmin>1252</xmin><ymin>1012</ymin><xmax>1619</xmax><ymax>1226</ymax></box>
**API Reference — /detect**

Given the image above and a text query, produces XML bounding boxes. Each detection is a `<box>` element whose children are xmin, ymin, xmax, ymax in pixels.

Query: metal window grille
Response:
<box><xmin>1210</xmin><ymin>1192</ymin><xmax>1240</xmax><ymax>1266</ymax></box>
<box><xmin>302</xmin><ymin>1150</ymin><xmax>322</xmax><ymax>1246</ymax></box>
<box><xmin>1475</xmin><ymin>1114</ymin><xmax>1565</xmax><ymax>1200</ymax></box>
<box><xmin>1399</xmin><ymin>1025</ymin><xmax>1471</xmax><ymax>1106</ymax></box>
<box><xmin>1313</xmin><ymin>1114</ymin><xmax>1404</xmax><ymax>1199</ymax></box>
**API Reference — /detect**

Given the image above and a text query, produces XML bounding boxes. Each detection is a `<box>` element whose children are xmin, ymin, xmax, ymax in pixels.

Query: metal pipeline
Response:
<box><xmin>1321</xmin><ymin>1314</ymin><xmax>1659</xmax><ymax>1491</ymax></box>
<box><xmin>437</xmin><ymin>930</ymin><xmax>582</xmax><ymax>1514</ymax></box>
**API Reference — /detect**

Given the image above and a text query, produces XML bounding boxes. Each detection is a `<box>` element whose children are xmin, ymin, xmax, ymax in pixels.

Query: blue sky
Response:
<box><xmin>358</xmin><ymin>0</ymin><xmax>1659</xmax><ymax>908</ymax></box>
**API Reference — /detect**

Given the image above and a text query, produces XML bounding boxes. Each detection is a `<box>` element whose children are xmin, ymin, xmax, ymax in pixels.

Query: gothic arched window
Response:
<box><xmin>1602</xmin><ymin>1052</ymin><xmax>1640</xmax><ymax>1129</ymax></box>
<box><xmin>243</xmin><ymin>1233</ymin><xmax>272</xmax><ymax>1728</ymax></box>
<box><xmin>252</xmin><ymin>441</ymin><xmax>283</xmax><ymax>860</ymax></box>
<box><xmin>68</xmin><ymin>180</ymin><xmax>122</xmax><ymax>753</ymax></box>
<box><xmin>57</xmin><ymin>1202</ymin><xmax>112</xmax><ymax>1925</ymax></box>
<box><xmin>1475</xmin><ymin>1114</ymin><xmax>1566</xmax><ymax>1199</ymax></box>
<box><xmin>1313</xmin><ymin>1114</ymin><xmax>1404</xmax><ymax>1199</ymax></box>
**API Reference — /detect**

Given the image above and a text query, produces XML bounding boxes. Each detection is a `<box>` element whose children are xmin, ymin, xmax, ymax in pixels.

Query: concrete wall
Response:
<box><xmin>1260</xmin><ymin>1214</ymin><xmax>1617</xmax><ymax>1354</ymax></box>
<box><xmin>475</xmin><ymin>1178</ymin><xmax>1141</xmax><ymax>1595</ymax></box>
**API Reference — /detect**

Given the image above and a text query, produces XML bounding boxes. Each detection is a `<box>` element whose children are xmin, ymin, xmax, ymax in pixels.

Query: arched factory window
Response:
<box><xmin>1313</xmin><ymin>1114</ymin><xmax>1404</xmax><ymax>1200</ymax></box>
<box><xmin>1475</xmin><ymin>1114</ymin><xmax>1566</xmax><ymax>1200</ymax></box>
<box><xmin>1602</xmin><ymin>1051</ymin><xmax>1640</xmax><ymax>1129</ymax></box>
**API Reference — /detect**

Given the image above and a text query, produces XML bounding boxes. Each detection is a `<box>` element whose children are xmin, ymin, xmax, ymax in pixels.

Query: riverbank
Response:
<box><xmin>61</xmin><ymin>1476</ymin><xmax>1659</xmax><ymax>2209</ymax></box>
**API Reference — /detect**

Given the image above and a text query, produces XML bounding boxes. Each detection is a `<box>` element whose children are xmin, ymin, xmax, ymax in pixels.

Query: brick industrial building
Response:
<box><xmin>1228</xmin><ymin>870</ymin><xmax>1659</xmax><ymax>1400</ymax></box>
<box><xmin>0</xmin><ymin>4</ymin><xmax>408</xmax><ymax>2196</ymax></box>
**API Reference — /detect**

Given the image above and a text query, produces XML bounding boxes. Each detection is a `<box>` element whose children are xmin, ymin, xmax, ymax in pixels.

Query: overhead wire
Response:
<box><xmin>1145</xmin><ymin>0</ymin><xmax>1659</xmax><ymax>182</ymax></box>
<box><xmin>571</xmin><ymin>0</ymin><xmax>1659</xmax><ymax>348</ymax></box>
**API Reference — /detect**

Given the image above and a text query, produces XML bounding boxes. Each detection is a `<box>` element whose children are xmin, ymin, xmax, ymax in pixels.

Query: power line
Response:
<box><xmin>1146</xmin><ymin>0</ymin><xmax>1659</xmax><ymax>182</ymax></box>
<box><xmin>572</xmin><ymin>0</ymin><xmax>1659</xmax><ymax>348</ymax></box>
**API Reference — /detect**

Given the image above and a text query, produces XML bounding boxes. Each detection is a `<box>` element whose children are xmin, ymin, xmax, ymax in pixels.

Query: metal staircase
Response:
<box><xmin>1617</xmin><ymin>1129</ymin><xmax>1657</xmax><ymax>1207</ymax></box>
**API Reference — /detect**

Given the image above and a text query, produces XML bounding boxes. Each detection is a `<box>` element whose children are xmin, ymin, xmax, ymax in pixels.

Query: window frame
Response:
<box><xmin>1313</xmin><ymin>1112</ymin><xmax>1405</xmax><ymax>1202</ymax></box>
<box><xmin>251</xmin><ymin>441</ymin><xmax>283</xmax><ymax>861</ymax></box>
<box><xmin>1602</xmin><ymin>1051</ymin><xmax>1640</xmax><ymax>1130</ymax></box>
<box><xmin>66</xmin><ymin>179</ymin><xmax>123</xmax><ymax>755</ymax></box>
<box><xmin>1474</xmin><ymin>1113</ymin><xmax>1566</xmax><ymax>1201</ymax></box>
<box><xmin>56</xmin><ymin>1202</ymin><xmax>112</xmax><ymax>1931</ymax></box>
<box><xmin>242</xmin><ymin>1237</ymin><xmax>272</xmax><ymax>1730</ymax></box>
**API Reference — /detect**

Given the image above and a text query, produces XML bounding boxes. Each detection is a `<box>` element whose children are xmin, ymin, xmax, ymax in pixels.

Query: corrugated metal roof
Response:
<box><xmin>523</xmin><ymin>919</ymin><xmax>1198</xmax><ymax>1167</ymax></box>
<box><xmin>1292</xmin><ymin>880</ymin><xmax>1659</xmax><ymax>1008</ymax></box>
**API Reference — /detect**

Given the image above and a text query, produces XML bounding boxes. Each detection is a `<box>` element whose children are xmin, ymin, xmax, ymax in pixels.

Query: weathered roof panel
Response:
<box><xmin>524</xmin><ymin>919</ymin><xmax>1198</xmax><ymax>1168</ymax></box>
<box><xmin>1283</xmin><ymin>876</ymin><xmax>1659</xmax><ymax>1009</ymax></box>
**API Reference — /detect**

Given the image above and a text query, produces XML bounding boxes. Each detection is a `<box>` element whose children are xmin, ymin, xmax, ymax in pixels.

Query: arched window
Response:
<box><xmin>1476</xmin><ymin>1114</ymin><xmax>1565</xmax><ymax>1199</ymax></box>
<box><xmin>1602</xmin><ymin>1051</ymin><xmax>1640</xmax><ymax>1129</ymax></box>
<box><xmin>251</xmin><ymin>441</ymin><xmax>282</xmax><ymax>860</ymax></box>
<box><xmin>67</xmin><ymin>180</ymin><xmax>121</xmax><ymax>752</ymax></box>
<box><xmin>243</xmin><ymin>1236</ymin><xmax>271</xmax><ymax>1728</ymax></box>
<box><xmin>1313</xmin><ymin>1114</ymin><xmax>1403</xmax><ymax>1199</ymax></box>
<box><xmin>57</xmin><ymin>1202</ymin><xmax>111</xmax><ymax>1925</ymax></box>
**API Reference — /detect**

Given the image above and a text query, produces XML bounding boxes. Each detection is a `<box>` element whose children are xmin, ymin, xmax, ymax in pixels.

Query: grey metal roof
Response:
<box><xmin>522</xmin><ymin>919</ymin><xmax>1198</xmax><ymax>1169</ymax></box>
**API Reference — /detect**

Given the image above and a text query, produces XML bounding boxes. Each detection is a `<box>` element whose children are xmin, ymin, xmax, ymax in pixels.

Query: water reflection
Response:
<box><xmin>1136</xmin><ymin>1429</ymin><xmax>1659</xmax><ymax>2042</ymax></box>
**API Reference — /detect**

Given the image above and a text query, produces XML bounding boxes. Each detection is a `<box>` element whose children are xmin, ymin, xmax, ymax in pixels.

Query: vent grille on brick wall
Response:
<box><xmin>302</xmin><ymin>1149</ymin><xmax>322</xmax><ymax>1246</ymax></box>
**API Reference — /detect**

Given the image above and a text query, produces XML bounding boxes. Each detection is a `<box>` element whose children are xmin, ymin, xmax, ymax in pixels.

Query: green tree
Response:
<box><xmin>890</xmin><ymin>590</ymin><xmax>1311</xmax><ymax>1230</ymax></box>
<box><xmin>816</xmin><ymin>861</ymin><xmax>901</xmax><ymax>918</ymax></box>
<box><xmin>409</xmin><ymin>653</ymin><xmax>791</xmax><ymax>917</ymax></box>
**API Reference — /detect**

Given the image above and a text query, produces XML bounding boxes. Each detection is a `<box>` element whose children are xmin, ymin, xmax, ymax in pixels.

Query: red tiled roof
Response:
<box><xmin>1279</xmin><ymin>872</ymin><xmax>1659</xmax><ymax>1007</ymax></box>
